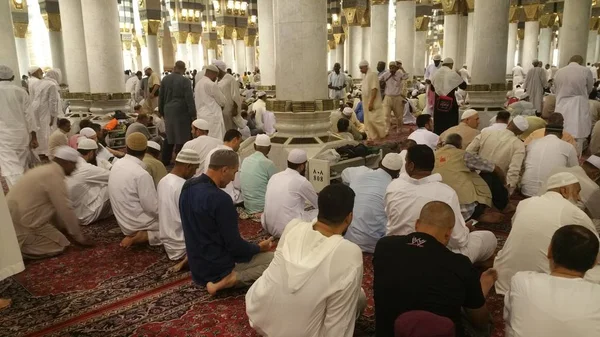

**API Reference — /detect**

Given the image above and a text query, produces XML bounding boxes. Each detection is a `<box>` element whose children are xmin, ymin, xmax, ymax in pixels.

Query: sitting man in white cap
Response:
<box><xmin>67</xmin><ymin>138</ymin><xmax>112</xmax><ymax>226</ymax></box>
<box><xmin>108</xmin><ymin>132</ymin><xmax>160</xmax><ymax>248</ymax></box>
<box><xmin>213</xmin><ymin>60</ymin><xmax>244</xmax><ymax>131</ymax></box>
<box><xmin>438</xmin><ymin>109</ymin><xmax>481</xmax><ymax>149</ymax></box>
<box><xmin>344</xmin><ymin>153</ymin><xmax>403</xmax><ymax>253</ymax></box>
<box><xmin>143</xmin><ymin>140</ymin><xmax>168</xmax><ymax>187</ymax></box>
<box><xmin>181</xmin><ymin>119</ymin><xmax>223</xmax><ymax>174</ymax></box>
<box><xmin>467</xmin><ymin>115</ymin><xmax>529</xmax><ymax>196</ymax></box>
<box><xmin>408</xmin><ymin>114</ymin><xmax>439</xmax><ymax>150</ymax></box>
<box><xmin>240</xmin><ymin>134</ymin><xmax>278</xmax><ymax>215</ymax></box>
<box><xmin>158</xmin><ymin>149</ymin><xmax>201</xmax><ymax>272</ymax></box>
<box><xmin>262</xmin><ymin>149</ymin><xmax>319</xmax><ymax>238</ymax></box>
<box><xmin>251</xmin><ymin>91</ymin><xmax>267</xmax><ymax>131</ymax></box>
<box><xmin>142</xmin><ymin>66</ymin><xmax>161</xmax><ymax>114</ymax></box>
<box><xmin>493</xmin><ymin>172</ymin><xmax>600</xmax><ymax>295</ymax></box>
<box><xmin>203</xmin><ymin>129</ymin><xmax>244</xmax><ymax>204</ymax></box>
<box><xmin>331</xmin><ymin>107</ymin><xmax>364</xmax><ymax>140</ymax></box>
<box><xmin>379</xmin><ymin>61</ymin><xmax>409</xmax><ymax>133</ymax></box>
<box><xmin>195</xmin><ymin>64</ymin><xmax>227</xmax><ymax>140</ymax></box>
<box><xmin>7</xmin><ymin>146</ymin><xmax>92</xmax><ymax>258</ymax></box>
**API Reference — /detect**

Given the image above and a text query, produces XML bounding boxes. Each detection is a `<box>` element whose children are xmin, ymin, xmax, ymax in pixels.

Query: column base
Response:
<box><xmin>466</xmin><ymin>84</ymin><xmax>508</xmax><ymax>130</ymax></box>
<box><xmin>62</xmin><ymin>92</ymin><xmax>132</xmax><ymax>128</ymax></box>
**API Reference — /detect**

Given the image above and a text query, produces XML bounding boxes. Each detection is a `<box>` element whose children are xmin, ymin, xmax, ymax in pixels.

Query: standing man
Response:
<box><xmin>359</xmin><ymin>60</ymin><xmax>386</xmax><ymax>141</ymax></box>
<box><xmin>27</xmin><ymin>66</ymin><xmax>43</xmax><ymax>94</ymax></box>
<box><xmin>424</xmin><ymin>55</ymin><xmax>442</xmax><ymax>115</ymax></box>
<box><xmin>554</xmin><ymin>55</ymin><xmax>595</xmax><ymax>156</ymax></box>
<box><xmin>379</xmin><ymin>61</ymin><xmax>409</xmax><ymax>133</ymax></box>
<box><xmin>0</xmin><ymin>65</ymin><xmax>38</xmax><ymax>188</ymax></box>
<box><xmin>195</xmin><ymin>65</ymin><xmax>227</xmax><ymax>140</ymax></box>
<box><xmin>126</xmin><ymin>71</ymin><xmax>142</xmax><ymax>111</ymax></box>
<box><xmin>523</xmin><ymin>60</ymin><xmax>548</xmax><ymax>114</ymax></box>
<box><xmin>214</xmin><ymin>60</ymin><xmax>243</xmax><ymax>131</ymax></box>
<box><xmin>431</xmin><ymin>58</ymin><xmax>467</xmax><ymax>135</ymax></box>
<box><xmin>142</xmin><ymin>66</ymin><xmax>161</xmax><ymax>114</ymax></box>
<box><xmin>328</xmin><ymin>63</ymin><xmax>347</xmax><ymax>101</ymax></box>
<box><xmin>159</xmin><ymin>61</ymin><xmax>196</xmax><ymax>165</ymax></box>
<box><xmin>459</xmin><ymin>64</ymin><xmax>471</xmax><ymax>84</ymax></box>
<box><xmin>512</xmin><ymin>63</ymin><xmax>526</xmax><ymax>86</ymax></box>
<box><xmin>28</xmin><ymin>69</ymin><xmax>62</xmax><ymax>159</ymax></box>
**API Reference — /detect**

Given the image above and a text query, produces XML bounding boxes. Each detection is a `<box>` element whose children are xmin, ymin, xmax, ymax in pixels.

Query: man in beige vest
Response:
<box><xmin>434</xmin><ymin>133</ymin><xmax>509</xmax><ymax>223</ymax></box>
<box><xmin>438</xmin><ymin>109</ymin><xmax>480</xmax><ymax>149</ymax></box>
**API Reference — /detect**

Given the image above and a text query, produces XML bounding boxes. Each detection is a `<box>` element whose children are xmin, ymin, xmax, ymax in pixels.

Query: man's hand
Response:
<box><xmin>480</xmin><ymin>268</ymin><xmax>498</xmax><ymax>297</ymax></box>
<box><xmin>368</xmin><ymin>102</ymin><xmax>374</xmax><ymax>111</ymax></box>
<box><xmin>29</xmin><ymin>139</ymin><xmax>39</xmax><ymax>149</ymax></box>
<box><xmin>258</xmin><ymin>237</ymin><xmax>274</xmax><ymax>252</ymax></box>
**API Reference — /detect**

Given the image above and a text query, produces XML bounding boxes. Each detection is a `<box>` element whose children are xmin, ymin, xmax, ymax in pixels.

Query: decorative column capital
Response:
<box><xmin>173</xmin><ymin>31</ymin><xmax>189</xmax><ymax>44</ymax></box>
<box><xmin>517</xmin><ymin>28</ymin><xmax>524</xmax><ymax>40</ymax></box>
<box><xmin>189</xmin><ymin>32</ymin><xmax>202</xmax><ymax>44</ymax></box>
<box><xmin>123</xmin><ymin>41</ymin><xmax>132</xmax><ymax>51</ymax></box>
<box><xmin>142</xmin><ymin>19</ymin><xmax>161</xmax><ymax>36</ymax></box>
<box><xmin>523</xmin><ymin>4</ymin><xmax>541</xmax><ymax>22</ymax></box>
<box><xmin>361</xmin><ymin>6</ymin><xmax>371</xmax><ymax>27</ymax></box>
<box><xmin>42</xmin><ymin>13</ymin><xmax>61</xmax><ymax>32</ymax></box>
<box><xmin>217</xmin><ymin>25</ymin><xmax>235</xmax><ymax>40</ymax></box>
<box><xmin>13</xmin><ymin>22</ymin><xmax>28</xmax><ymax>38</ymax></box>
<box><xmin>245</xmin><ymin>35</ymin><xmax>257</xmax><ymax>47</ymax></box>
<box><xmin>509</xmin><ymin>6</ymin><xmax>520</xmax><ymax>23</ymax></box>
<box><xmin>591</xmin><ymin>17</ymin><xmax>600</xmax><ymax>31</ymax></box>
<box><xmin>343</xmin><ymin>0</ymin><xmax>368</xmax><ymax>26</ymax></box>
<box><xmin>235</xmin><ymin>27</ymin><xmax>247</xmax><ymax>40</ymax></box>
<box><xmin>415</xmin><ymin>16</ymin><xmax>430</xmax><ymax>32</ymax></box>
<box><xmin>539</xmin><ymin>13</ymin><xmax>556</xmax><ymax>29</ymax></box>
<box><xmin>328</xmin><ymin>40</ymin><xmax>337</xmax><ymax>51</ymax></box>
<box><xmin>371</xmin><ymin>0</ymin><xmax>389</xmax><ymax>5</ymax></box>
<box><xmin>334</xmin><ymin>33</ymin><xmax>346</xmax><ymax>45</ymax></box>
<box><xmin>442</xmin><ymin>0</ymin><xmax>459</xmax><ymax>15</ymax></box>
<box><xmin>465</xmin><ymin>0</ymin><xmax>474</xmax><ymax>13</ymax></box>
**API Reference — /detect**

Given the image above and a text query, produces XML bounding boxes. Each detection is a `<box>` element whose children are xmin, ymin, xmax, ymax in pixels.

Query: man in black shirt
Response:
<box><xmin>374</xmin><ymin>201</ymin><xmax>497</xmax><ymax>337</ymax></box>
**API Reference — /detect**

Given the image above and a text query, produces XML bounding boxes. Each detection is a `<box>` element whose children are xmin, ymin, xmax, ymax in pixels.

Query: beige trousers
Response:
<box><xmin>383</xmin><ymin>95</ymin><xmax>406</xmax><ymax>132</ymax></box>
<box><xmin>234</xmin><ymin>251</ymin><xmax>275</xmax><ymax>287</ymax></box>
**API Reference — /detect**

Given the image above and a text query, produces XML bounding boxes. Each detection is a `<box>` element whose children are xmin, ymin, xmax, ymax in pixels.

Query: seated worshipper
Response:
<box><xmin>385</xmin><ymin>145</ymin><xmax>497</xmax><ymax>263</ymax></box>
<box><xmin>240</xmin><ymin>134</ymin><xmax>278</xmax><ymax>214</ymax></box>
<box><xmin>180</xmin><ymin>149</ymin><xmax>275</xmax><ymax>295</ymax></box>
<box><xmin>341</xmin><ymin>165</ymin><xmax>373</xmax><ymax>185</ymax></box>
<box><xmin>375</xmin><ymin>201</ymin><xmax>498</xmax><ymax>337</ymax></box>
<box><xmin>493</xmin><ymin>172</ymin><xmax>600</xmax><ymax>295</ymax></box>
<box><xmin>434</xmin><ymin>134</ymin><xmax>509</xmax><ymax>223</ymax></box>
<box><xmin>331</xmin><ymin>107</ymin><xmax>365</xmax><ymax>140</ymax></box>
<box><xmin>67</xmin><ymin>139</ymin><xmax>112</xmax><ymax>226</ymax></box>
<box><xmin>592</xmin><ymin>119</ymin><xmax>600</xmax><ymax>155</ymax></box>
<box><xmin>408</xmin><ymin>114</ymin><xmax>439</xmax><ymax>150</ymax></box>
<box><xmin>481</xmin><ymin>110</ymin><xmax>510</xmax><ymax>133</ymax></box>
<box><xmin>68</xmin><ymin>120</ymin><xmax>92</xmax><ymax>148</ymax></box>
<box><xmin>520</xmin><ymin>124</ymin><xmax>579</xmax><ymax>197</ymax></box>
<box><xmin>48</xmin><ymin>118</ymin><xmax>71</xmax><ymax>159</ymax></box>
<box><xmin>590</xmin><ymin>88</ymin><xmax>600</xmax><ymax>125</ymax></box>
<box><xmin>246</xmin><ymin>184</ymin><xmax>366</xmax><ymax>337</ymax></box>
<box><xmin>438</xmin><ymin>109</ymin><xmax>480</xmax><ymax>149</ymax></box>
<box><xmin>466</xmin><ymin>116</ymin><xmax>528</xmax><ymax>196</ymax></box>
<box><xmin>335</xmin><ymin>118</ymin><xmax>356</xmax><ymax>141</ymax></box>
<box><xmin>519</xmin><ymin>115</ymin><xmax>547</xmax><ymax>140</ymax></box>
<box><xmin>344</xmin><ymin>153</ymin><xmax>403</xmax><ymax>253</ymax></box>
<box><xmin>504</xmin><ymin>225</ymin><xmax>600</xmax><ymax>337</ymax></box>
<box><xmin>394</xmin><ymin>311</ymin><xmax>456</xmax><ymax>337</ymax></box>
<box><xmin>507</xmin><ymin>93</ymin><xmax>537</xmax><ymax>117</ymax></box>
<box><xmin>125</xmin><ymin>113</ymin><xmax>152</xmax><ymax>139</ymax></box>
<box><xmin>143</xmin><ymin>140</ymin><xmax>168</xmax><ymax>186</ymax></box>
<box><xmin>251</xmin><ymin>91</ymin><xmax>267</xmax><ymax>131</ymax></box>
<box><xmin>108</xmin><ymin>132</ymin><xmax>160</xmax><ymax>248</ymax></box>
<box><xmin>399</xmin><ymin>139</ymin><xmax>418</xmax><ymax>175</ymax></box>
<box><xmin>262</xmin><ymin>149</ymin><xmax>319</xmax><ymax>238</ymax></box>
<box><xmin>431</xmin><ymin>58</ymin><xmax>467</xmax><ymax>135</ymax></box>
<box><xmin>523</xmin><ymin>112</ymin><xmax>577</xmax><ymax>149</ymax></box>
<box><xmin>203</xmin><ymin>129</ymin><xmax>244</xmax><ymax>204</ymax></box>
<box><xmin>181</xmin><ymin>119</ymin><xmax>223</xmax><ymax>174</ymax></box>
<box><xmin>158</xmin><ymin>149</ymin><xmax>201</xmax><ymax>272</ymax></box>
<box><xmin>7</xmin><ymin>146</ymin><xmax>92</xmax><ymax>258</ymax></box>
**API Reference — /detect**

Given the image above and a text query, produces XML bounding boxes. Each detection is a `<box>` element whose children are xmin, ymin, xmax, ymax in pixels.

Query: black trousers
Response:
<box><xmin>471</xmin><ymin>171</ymin><xmax>509</xmax><ymax>220</ymax></box>
<box><xmin>161</xmin><ymin>138</ymin><xmax>184</xmax><ymax>166</ymax></box>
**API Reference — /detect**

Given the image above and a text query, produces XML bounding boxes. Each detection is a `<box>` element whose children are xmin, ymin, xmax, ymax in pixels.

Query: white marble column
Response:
<box><xmin>207</xmin><ymin>49</ymin><xmax>217</xmax><ymax>63</ymax></box>
<box><xmin>414</xmin><ymin>30</ymin><xmax>427</xmax><ymax>76</ymax></box>
<box><xmin>465</xmin><ymin>11</ymin><xmax>475</xmax><ymax>69</ymax></box>
<box><xmin>336</xmin><ymin>43</ymin><xmax>345</xmax><ymax>70</ymax></box>
<box><xmin>518</xmin><ymin>38</ymin><xmax>524</xmax><ymax>65</ymax></box>
<box><xmin>396</xmin><ymin>0</ymin><xmax>415</xmax><ymax>75</ymax></box>
<box><xmin>59</xmin><ymin>0</ymin><xmax>90</xmax><ymax>92</ymax></box>
<box><xmin>48</xmin><ymin>31</ymin><xmax>66</xmax><ymax>82</ymax></box>
<box><xmin>190</xmin><ymin>34</ymin><xmax>204</xmax><ymax>71</ymax></box>
<box><xmin>443</xmin><ymin>13</ymin><xmax>459</xmax><ymax>62</ymax></box>
<box><xmin>328</xmin><ymin>49</ymin><xmax>335</xmax><ymax>70</ymax></box>
<box><xmin>370</xmin><ymin>2</ymin><xmax>388</xmax><ymax>67</ymax></box>
<box><xmin>595</xmin><ymin>35</ymin><xmax>600</xmax><ymax>63</ymax></box>
<box><xmin>246</xmin><ymin>46</ymin><xmax>256</xmax><ymax>72</ymax></box>
<box><xmin>235</xmin><ymin>39</ymin><xmax>246</xmax><ymax>73</ymax></box>
<box><xmin>177</xmin><ymin>43</ymin><xmax>189</xmax><ymax>65</ymax></box>
<box><xmin>258</xmin><ymin>0</ymin><xmax>275</xmax><ymax>85</ymax></box>
<box><xmin>147</xmin><ymin>35</ymin><xmax>161</xmax><ymax>73</ymax></box>
<box><xmin>588</xmin><ymin>30</ymin><xmax>598</xmax><ymax>63</ymax></box>
<box><xmin>559</xmin><ymin>0</ymin><xmax>592</xmax><ymax>66</ymax></box>
<box><xmin>349</xmin><ymin>26</ymin><xmax>363</xmax><ymax>77</ymax></box>
<box><xmin>523</xmin><ymin>20</ymin><xmax>540</xmax><ymax>71</ymax></box>
<box><xmin>506</xmin><ymin>22</ymin><xmax>518</xmax><ymax>74</ymax></box>
<box><xmin>0</xmin><ymin>0</ymin><xmax>20</xmax><ymax>80</ymax></box>
<box><xmin>538</xmin><ymin>27</ymin><xmax>552</xmax><ymax>66</ymax></box>
<box><xmin>14</xmin><ymin>37</ymin><xmax>30</xmax><ymax>78</ymax></box>
<box><xmin>223</xmin><ymin>39</ymin><xmax>235</xmax><ymax>71</ymax></box>
<box><xmin>362</xmin><ymin>26</ymin><xmax>371</xmax><ymax>67</ymax></box>
<box><xmin>456</xmin><ymin>13</ymin><xmax>468</xmax><ymax>68</ymax></box>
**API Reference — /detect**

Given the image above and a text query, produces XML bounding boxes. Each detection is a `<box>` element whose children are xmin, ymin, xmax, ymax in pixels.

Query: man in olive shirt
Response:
<box><xmin>143</xmin><ymin>141</ymin><xmax>168</xmax><ymax>187</ymax></box>
<box><xmin>142</xmin><ymin>66</ymin><xmax>161</xmax><ymax>114</ymax></box>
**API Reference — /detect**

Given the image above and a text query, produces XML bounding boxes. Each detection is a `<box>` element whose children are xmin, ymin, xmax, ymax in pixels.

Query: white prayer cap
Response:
<box><xmin>0</xmin><ymin>65</ymin><xmax>14</xmax><ymax>80</ymax></box>
<box><xmin>443</xmin><ymin>57</ymin><xmax>454</xmax><ymax>64</ymax></box>
<box><xmin>381</xmin><ymin>153</ymin><xmax>403</xmax><ymax>171</ymax></box>
<box><xmin>147</xmin><ymin>140</ymin><xmax>161</xmax><ymax>151</ymax></box>
<box><xmin>212</xmin><ymin>60</ymin><xmax>227</xmax><ymax>71</ymax></box>
<box><xmin>77</xmin><ymin>138</ymin><xmax>98</xmax><ymax>150</ymax></box>
<box><xmin>143</xmin><ymin>66</ymin><xmax>151</xmax><ymax>72</ymax></box>
<box><xmin>255</xmin><ymin>134</ymin><xmax>271</xmax><ymax>147</ymax></box>
<box><xmin>586</xmin><ymin>155</ymin><xmax>600</xmax><ymax>169</ymax></box>
<box><xmin>342</xmin><ymin>107</ymin><xmax>354</xmax><ymax>116</ymax></box>
<box><xmin>205</xmin><ymin>64</ymin><xmax>219</xmax><ymax>73</ymax></box>
<box><xmin>411</xmin><ymin>89</ymin><xmax>419</xmax><ymax>97</ymax></box>
<box><xmin>514</xmin><ymin>88</ymin><xmax>525</xmax><ymax>98</ymax></box>
<box><xmin>461</xmin><ymin>109</ymin><xmax>478</xmax><ymax>120</ymax></box>
<box><xmin>358</xmin><ymin>60</ymin><xmax>369</xmax><ymax>67</ymax></box>
<box><xmin>288</xmin><ymin>149</ymin><xmax>307</xmax><ymax>164</ymax></box>
<box><xmin>512</xmin><ymin>115</ymin><xmax>529</xmax><ymax>131</ymax></box>
<box><xmin>79</xmin><ymin>127</ymin><xmax>97</xmax><ymax>138</ymax></box>
<box><xmin>257</xmin><ymin>91</ymin><xmax>267</xmax><ymax>97</ymax></box>
<box><xmin>192</xmin><ymin>118</ymin><xmax>210</xmax><ymax>131</ymax></box>
<box><xmin>54</xmin><ymin>146</ymin><xmax>80</xmax><ymax>163</ymax></box>
<box><xmin>176</xmin><ymin>149</ymin><xmax>201</xmax><ymax>164</ymax></box>
<box><xmin>546</xmin><ymin>172</ymin><xmax>579</xmax><ymax>190</ymax></box>
<box><xmin>28</xmin><ymin>66</ymin><xmax>41</xmax><ymax>75</ymax></box>
<box><xmin>433</xmin><ymin>54</ymin><xmax>442</xmax><ymax>61</ymax></box>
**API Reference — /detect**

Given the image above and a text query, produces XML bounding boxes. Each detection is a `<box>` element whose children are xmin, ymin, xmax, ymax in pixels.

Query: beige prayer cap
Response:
<box><xmin>512</xmin><ymin>115</ymin><xmax>529</xmax><ymax>132</ymax></box>
<box><xmin>126</xmin><ymin>132</ymin><xmax>148</xmax><ymax>151</ymax></box>
<box><xmin>0</xmin><ymin>65</ymin><xmax>14</xmax><ymax>80</ymax></box>
<box><xmin>433</xmin><ymin>54</ymin><xmax>442</xmax><ymax>61</ymax></box>
<box><xmin>461</xmin><ymin>109</ymin><xmax>478</xmax><ymax>120</ymax></box>
<box><xmin>255</xmin><ymin>134</ymin><xmax>271</xmax><ymax>147</ymax></box>
<box><xmin>54</xmin><ymin>146</ymin><xmax>80</xmax><ymax>162</ymax></box>
<box><xmin>382</xmin><ymin>153</ymin><xmax>403</xmax><ymax>171</ymax></box>
<box><xmin>77</xmin><ymin>138</ymin><xmax>98</xmax><ymax>150</ymax></box>
<box><xmin>288</xmin><ymin>149</ymin><xmax>308</xmax><ymax>164</ymax></box>
<box><xmin>192</xmin><ymin>118</ymin><xmax>210</xmax><ymax>131</ymax></box>
<box><xmin>443</xmin><ymin>57</ymin><xmax>454</xmax><ymax>65</ymax></box>
<box><xmin>176</xmin><ymin>149</ymin><xmax>201</xmax><ymax>164</ymax></box>
<box><xmin>547</xmin><ymin>172</ymin><xmax>579</xmax><ymax>190</ymax></box>
<box><xmin>586</xmin><ymin>155</ymin><xmax>600</xmax><ymax>169</ymax></box>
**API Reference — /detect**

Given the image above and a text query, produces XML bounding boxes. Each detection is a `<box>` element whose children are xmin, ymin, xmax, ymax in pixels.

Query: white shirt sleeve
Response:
<box><xmin>299</xmin><ymin>179</ymin><xmax>319</xmax><ymax>209</ymax></box>
<box><xmin>137</xmin><ymin>173</ymin><xmax>159</xmax><ymax>216</ymax></box>
<box><xmin>212</xmin><ymin>82</ymin><xmax>227</xmax><ymax>107</ymax></box>
<box><xmin>322</xmin><ymin>264</ymin><xmax>363</xmax><ymax>337</ymax></box>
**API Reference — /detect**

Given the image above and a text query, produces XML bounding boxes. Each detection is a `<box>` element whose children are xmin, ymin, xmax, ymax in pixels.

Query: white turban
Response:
<box><xmin>45</xmin><ymin>69</ymin><xmax>62</xmax><ymax>83</ymax></box>
<box><xmin>28</xmin><ymin>66</ymin><xmax>41</xmax><ymax>76</ymax></box>
<box><xmin>147</xmin><ymin>141</ymin><xmax>161</xmax><ymax>151</ymax></box>
<box><xmin>205</xmin><ymin>65</ymin><xmax>219</xmax><ymax>73</ymax></box>
<box><xmin>0</xmin><ymin>65</ymin><xmax>14</xmax><ymax>80</ymax></box>
<box><xmin>443</xmin><ymin>57</ymin><xmax>454</xmax><ymax>64</ymax></box>
<box><xmin>546</xmin><ymin>172</ymin><xmax>579</xmax><ymax>190</ymax></box>
<box><xmin>433</xmin><ymin>54</ymin><xmax>442</xmax><ymax>61</ymax></box>
<box><xmin>212</xmin><ymin>60</ymin><xmax>227</xmax><ymax>72</ymax></box>
<box><xmin>77</xmin><ymin>138</ymin><xmax>98</xmax><ymax>150</ymax></box>
<box><xmin>342</xmin><ymin>107</ymin><xmax>354</xmax><ymax>117</ymax></box>
<box><xmin>79</xmin><ymin>127</ymin><xmax>97</xmax><ymax>138</ymax></box>
<box><xmin>255</xmin><ymin>134</ymin><xmax>271</xmax><ymax>147</ymax></box>
<box><xmin>192</xmin><ymin>119</ymin><xmax>210</xmax><ymax>131</ymax></box>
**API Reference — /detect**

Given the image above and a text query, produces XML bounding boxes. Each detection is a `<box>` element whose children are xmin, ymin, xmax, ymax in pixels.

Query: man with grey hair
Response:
<box><xmin>180</xmin><ymin>149</ymin><xmax>274</xmax><ymax>295</ymax></box>
<box><xmin>523</xmin><ymin>59</ymin><xmax>548</xmax><ymax>113</ymax></box>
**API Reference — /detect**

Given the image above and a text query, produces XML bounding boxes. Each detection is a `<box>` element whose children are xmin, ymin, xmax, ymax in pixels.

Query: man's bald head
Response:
<box><xmin>569</xmin><ymin>55</ymin><xmax>584</xmax><ymax>65</ymax></box>
<box><xmin>415</xmin><ymin>201</ymin><xmax>456</xmax><ymax>246</ymax></box>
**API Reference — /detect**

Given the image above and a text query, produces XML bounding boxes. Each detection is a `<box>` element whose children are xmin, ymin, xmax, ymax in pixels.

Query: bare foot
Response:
<box><xmin>477</xmin><ymin>211</ymin><xmax>505</xmax><ymax>224</ymax></box>
<box><xmin>480</xmin><ymin>268</ymin><xmax>498</xmax><ymax>297</ymax></box>
<box><xmin>206</xmin><ymin>272</ymin><xmax>237</xmax><ymax>296</ymax></box>
<box><xmin>0</xmin><ymin>298</ymin><xmax>12</xmax><ymax>311</ymax></box>
<box><xmin>120</xmin><ymin>231</ymin><xmax>149</xmax><ymax>248</ymax></box>
<box><xmin>167</xmin><ymin>257</ymin><xmax>188</xmax><ymax>274</ymax></box>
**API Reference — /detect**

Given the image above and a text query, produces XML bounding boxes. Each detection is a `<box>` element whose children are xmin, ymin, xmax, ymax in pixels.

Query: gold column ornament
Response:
<box><xmin>173</xmin><ymin>31</ymin><xmax>189</xmax><ymax>44</ymax></box>
<box><xmin>442</xmin><ymin>0</ymin><xmax>459</xmax><ymax>15</ymax></box>
<box><xmin>539</xmin><ymin>13</ymin><xmax>554</xmax><ymax>29</ymax></box>
<box><xmin>465</xmin><ymin>0</ymin><xmax>474</xmax><ymax>13</ymax></box>
<box><xmin>523</xmin><ymin>4</ymin><xmax>540</xmax><ymax>22</ymax></box>
<box><xmin>415</xmin><ymin>16</ymin><xmax>430</xmax><ymax>32</ymax></box>
<box><xmin>42</xmin><ymin>13</ymin><xmax>61</xmax><ymax>32</ymax></box>
<box><xmin>334</xmin><ymin>33</ymin><xmax>346</xmax><ymax>45</ymax></box>
<box><xmin>517</xmin><ymin>28</ymin><xmax>524</xmax><ymax>40</ymax></box>
<box><xmin>371</xmin><ymin>0</ymin><xmax>388</xmax><ymax>5</ymax></box>
<box><xmin>189</xmin><ymin>33</ymin><xmax>202</xmax><ymax>44</ymax></box>
<box><xmin>217</xmin><ymin>26</ymin><xmax>235</xmax><ymax>40</ymax></box>
<box><xmin>328</xmin><ymin>40</ymin><xmax>337</xmax><ymax>50</ymax></box>
<box><xmin>245</xmin><ymin>35</ymin><xmax>257</xmax><ymax>47</ymax></box>
<box><xmin>590</xmin><ymin>17</ymin><xmax>599</xmax><ymax>31</ymax></box>
<box><xmin>123</xmin><ymin>41</ymin><xmax>132</xmax><ymax>50</ymax></box>
<box><xmin>508</xmin><ymin>5</ymin><xmax>520</xmax><ymax>24</ymax></box>
<box><xmin>13</xmin><ymin>22</ymin><xmax>28</xmax><ymax>38</ymax></box>
<box><xmin>142</xmin><ymin>19</ymin><xmax>161</xmax><ymax>36</ymax></box>
<box><xmin>361</xmin><ymin>7</ymin><xmax>371</xmax><ymax>27</ymax></box>
<box><xmin>235</xmin><ymin>27</ymin><xmax>247</xmax><ymax>40</ymax></box>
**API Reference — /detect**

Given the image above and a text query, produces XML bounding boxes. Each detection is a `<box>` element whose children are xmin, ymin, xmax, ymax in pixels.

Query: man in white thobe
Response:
<box><xmin>328</xmin><ymin>63</ymin><xmax>347</xmax><ymax>100</ymax></box>
<box><xmin>493</xmin><ymin>172</ymin><xmax>600</xmax><ymax>295</ymax></box>
<box><xmin>125</xmin><ymin>71</ymin><xmax>142</xmax><ymax>110</ymax></box>
<box><xmin>458</xmin><ymin>64</ymin><xmax>471</xmax><ymax>84</ymax></box>
<box><xmin>67</xmin><ymin>139</ymin><xmax>112</xmax><ymax>226</ymax></box>
<box><xmin>27</xmin><ymin>66</ymin><xmax>43</xmax><ymax>95</ymax></box>
<box><xmin>28</xmin><ymin>69</ymin><xmax>61</xmax><ymax>158</ymax></box>
<box><xmin>512</xmin><ymin>63</ymin><xmax>526</xmax><ymax>86</ymax></box>
<box><xmin>262</xmin><ymin>149</ymin><xmax>319</xmax><ymax>238</ymax></box>
<box><xmin>158</xmin><ymin>149</ymin><xmax>200</xmax><ymax>271</ymax></box>
<box><xmin>246</xmin><ymin>184</ymin><xmax>365</xmax><ymax>337</ymax></box>
<box><xmin>0</xmin><ymin>65</ymin><xmax>38</xmax><ymax>188</ymax></box>
<box><xmin>195</xmin><ymin>65</ymin><xmax>227</xmax><ymax>140</ymax></box>
<box><xmin>251</xmin><ymin>91</ymin><xmax>267</xmax><ymax>131</ymax></box>
<box><xmin>0</xmin><ymin>179</ymin><xmax>24</xmax><ymax>310</ymax></box>
<box><xmin>385</xmin><ymin>144</ymin><xmax>497</xmax><ymax>264</ymax></box>
<box><xmin>523</xmin><ymin>60</ymin><xmax>547</xmax><ymax>113</ymax></box>
<box><xmin>554</xmin><ymin>55</ymin><xmax>595</xmax><ymax>155</ymax></box>
<box><xmin>214</xmin><ymin>60</ymin><xmax>244</xmax><ymax>131</ymax></box>
<box><xmin>181</xmin><ymin>119</ymin><xmax>223</xmax><ymax>175</ymax></box>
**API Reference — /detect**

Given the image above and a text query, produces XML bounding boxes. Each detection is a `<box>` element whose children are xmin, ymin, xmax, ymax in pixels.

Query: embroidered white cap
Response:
<box><xmin>176</xmin><ymin>149</ymin><xmax>201</xmax><ymax>164</ymax></box>
<box><xmin>342</xmin><ymin>107</ymin><xmax>354</xmax><ymax>117</ymax></box>
<box><xmin>382</xmin><ymin>153</ymin><xmax>403</xmax><ymax>171</ymax></box>
<box><xmin>79</xmin><ymin>127</ymin><xmax>97</xmax><ymax>138</ymax></box>
<box><xmin>77</xmin><ymin>138</ymin><xmax>98</xmax><ymax>150</ymax></box>
<box><xmin>512</xmin><ymin>115</ymin><xmax>529</xmax><ymax>132</ymax></box>
<box><xmin>288</xmin><ymin>149</ymin><xmax>308</xmax><ymax>164</ymax></box>
<box><xmin>255</xmin><ymin>134</ymin><xmax>271</xmax><ymax>147</ymax></box>
<box><xmin>147</xmin><ymin>141</ymin><xmax>161</xmax><ymax>152</ymax></box>
<box><xmin>547</xmin><ymin>172</ymin><xmax>579</xmax><ymax>190</ymax></box>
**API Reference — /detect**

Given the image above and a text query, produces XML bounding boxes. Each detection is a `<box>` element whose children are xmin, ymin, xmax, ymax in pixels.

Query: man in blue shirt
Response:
<box><xmin>180</xmin><ymin>149</ymin><xmax>274</xmax><ymax>295</ymax></box>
